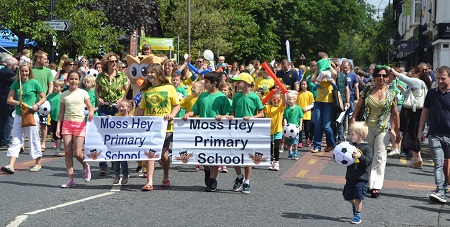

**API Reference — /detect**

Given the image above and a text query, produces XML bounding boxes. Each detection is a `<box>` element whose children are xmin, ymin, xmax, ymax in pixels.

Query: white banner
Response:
<box><xmin>172</xmin><ymin>118</ymin><xmax>271</xmax><ymax>166</ymax></box>
<box><xmin>84</xmin><ymin>116</ymin><xmax>168</xmax><ymax>162</ymax></box>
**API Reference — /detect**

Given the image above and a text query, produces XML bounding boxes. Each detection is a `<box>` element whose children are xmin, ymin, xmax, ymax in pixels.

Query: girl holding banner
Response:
<box><xmin>137</xmin><ymin>64</ymin><xmax>180</xmax><ymax>191</ymax></box>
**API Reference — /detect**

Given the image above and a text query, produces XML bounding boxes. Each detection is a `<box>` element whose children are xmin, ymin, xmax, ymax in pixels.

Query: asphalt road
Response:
<box><xmin>0</xmin><ymin>137</ymin><xmax>448</xmax><ymax>227</ymax></box>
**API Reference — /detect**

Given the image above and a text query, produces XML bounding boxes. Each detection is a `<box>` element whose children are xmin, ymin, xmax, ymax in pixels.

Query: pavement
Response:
<box><xmin>0</xmin><ymin>136</ymin><xmax>448</xmax><ymax>227</ymax></box>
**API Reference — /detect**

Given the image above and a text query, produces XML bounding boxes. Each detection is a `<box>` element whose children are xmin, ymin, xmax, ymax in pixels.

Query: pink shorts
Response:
<box><xmin>61</xmin><ymin>120</ymin><xmax>86</xmax><ymax>137</ymax></box>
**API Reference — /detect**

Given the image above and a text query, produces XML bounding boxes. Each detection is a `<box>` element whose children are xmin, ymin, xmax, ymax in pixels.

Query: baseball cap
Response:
<box><xmin>231</xmin><ymin>73</ymin><xmax>254</xmax><ymax>85</ymax></box>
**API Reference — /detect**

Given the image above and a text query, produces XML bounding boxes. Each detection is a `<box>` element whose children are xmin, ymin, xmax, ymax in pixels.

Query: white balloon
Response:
<box><xmin>184</xmin><ymin>54</ymin><xmax>189</xmax><ymax>60</ymax></box>
<box><xmin>203</xmin><ymin>50</ymin><xmax>214</xmax><ymax>61</ymax></box>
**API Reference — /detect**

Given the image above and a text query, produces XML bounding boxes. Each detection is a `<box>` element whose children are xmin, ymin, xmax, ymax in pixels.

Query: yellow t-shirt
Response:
<box><xmin>296</xmin><ymin>91</ymin><xmax>314</xmax><ymax>120</ymax></box>
<box><xmin>139</xmin><ymin>84</ymin><xmax>180</xmax><ymax>132</ymax></box>
<box><xmin>255</xmin><ymin>77</ymin><xmax>275</xmax><ymax>97</ymax></box>
<box><xmin>264</xmin><ymin>104</ymin><xmax>284</xmax><ymax>135</ymax></box>
<box><xmin>180</xmin><ymin>94</ymin><xmax>198</xmax><ymax>113</ymax></box>
<box><xmin>315</xmin><ymin>81</ymin><xmax>333</xmax><ymax>103</ymax></box>
<box><xmin>60</xmin><ymin>89</ymin><xmax>90</xmax><ymax>122</ymax></box>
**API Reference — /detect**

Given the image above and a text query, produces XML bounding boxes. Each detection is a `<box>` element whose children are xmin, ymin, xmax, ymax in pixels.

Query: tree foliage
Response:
<box><xmin>158</xmin><ymin>0</ymin><xmax>377</xmax><ymax>66</ymax></box>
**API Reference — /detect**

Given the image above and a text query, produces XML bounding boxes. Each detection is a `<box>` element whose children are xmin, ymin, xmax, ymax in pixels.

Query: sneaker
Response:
<box><xmin>400</xmin><ymin>151</ymin><xmax>410</xmax><ymax>157</ymax></box>
<box><xmin>195</xmin><ymin>166</ymin><xmax>201</xmax><ymax>171</ymax></box>
<box><xmin>293</xmin><ymin>151</ymin><xmax>299</xmax><ymax>160</ymax></box>
<box><xmin>113</xmin><ymin>176</ymin><xmax>120</xmax><ymax>184</ymax></box>
<box><xmin>84</xmin><ymin>164</ymin><xmax>91</xmax><ymax>182</ymax></box>
<box><xmin>204</xmin><ymin>169</ymin><xmax>210</xmax><ymax>186</ymax></box>
<box><xmin>56</xmin><ymin>150</ymin><xmax>64</xmax><ymax>157</ymax></box>
<box><xmin>268</xmin><ymin>162</ymin><xmax>274</xmax><ymax>170</ymax></box>
<box><xmin>387</xmin><ymin>149</ymin><xmax>400</xmax><ymax>157</ymax></box>
<box><xmin>221</xmin><ymin>166</ymin><xmax>228</xmax><ymax>173</ymax></box>
<box><xmin>429</xmin><ymin>193</ymin><xmax>447</xmax><ymax>204</ymax></box>
<box><xmin>298</xmin><ymin>143</ymin><xmax>303</xmax><ymax>149</ymax></box>
<box><xmin>52</xmin><ymin>143</ymin><xmax>56</xmax><ymax>148</ymax></box>
<box><xmin>99</xmin><ymin>168</ymin><xmax>107</xmax><ymax>176</ymax></box>
<box><xmin>242</xmin><ymin>183</ymin><xmax>250</xmax><ymax>194</ymax></box>
<box><xmin>121</xmin><ymin>176</ymin><xmax>129</xmax><ymax>185</ymax></box>
<box><xmin>205</xmin><ymin>178</ymin><xmax>217</xmax><ymax>192</ymax></box>
<box><xmin>306</xmin><ymin>139</ymin><xmax>312</xmax><ymax>147</ymax></box>
<box><xmin>351</xmin><ymin>213</ymin><xmax>361</xmax><ymax>224</ymax></box>
<box><xmin>273</xmin><ymin>161</ymin><xmax>280</xmax><ymax>171</ymax></box>
<box><xmin>61</xmin><ymin>179</ymin><xmax>75</xmax><ymax>188</ymax></box>
<box><xmin>135</xmin><ymin>166</ymin><xmax>142</xmax><ymax>173</ymax></box>
<box><xmin>287</xmin><ymin>152</ymin><xmax>293</xmax><ymax>160</ymax></box>
<box><xmin>218</xmin><ymin>166</ymin><xmax>223</xmax><ymax>172</ymax></box>
<box><xmin>232</xmin><ymin>177</ymin><xmax>243</xmax><ymax>191</ymax></box>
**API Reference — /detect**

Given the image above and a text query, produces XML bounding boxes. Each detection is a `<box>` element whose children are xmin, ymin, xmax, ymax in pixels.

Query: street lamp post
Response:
<box><xmin>187</xmin><ymin>0</ymin><xmax>191</xmax><ymax>55</ymax></box>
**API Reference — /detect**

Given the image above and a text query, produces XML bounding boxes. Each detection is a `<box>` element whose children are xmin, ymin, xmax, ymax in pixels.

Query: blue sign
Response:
<box><xmin>399</xmin><ymin>41</ymin><xmax>412</xmax><ymax>52</ymax></box>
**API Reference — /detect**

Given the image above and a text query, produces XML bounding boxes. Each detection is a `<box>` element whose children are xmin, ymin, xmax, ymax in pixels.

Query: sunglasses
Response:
<box><xmin>109</xmin><ymin>60</ymin><xmax>118</xmax><ymax>63</ymax></box>
<box><xmin>196</xmin><ymin>61</ymin><xmax>203</xmax><ymax>63</ymax></box>
<box><xmin>374</xmin><ymin>73</ymin><xmax>389</xmax><ymax>78</ymax></box>
<box><xmin>68</xmin><ymin>64</ymin><xmax>75</xmax><ymax>66</ymax></box>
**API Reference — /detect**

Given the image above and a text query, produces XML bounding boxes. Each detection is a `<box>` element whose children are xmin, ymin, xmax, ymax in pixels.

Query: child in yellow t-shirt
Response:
<box><xmin>264</xmin><ymin>91</ymin><xmax>285</xmax><ymax>171</ymax></box>
<box><xmin>180</xmin><ymin>81</ymin><xmax>204</xmax><ymax>115</ymax></box>
<box><xmin>296</xmin><ymin>80</ymin><xmax>315</xmax><ymax>148</ymax></box>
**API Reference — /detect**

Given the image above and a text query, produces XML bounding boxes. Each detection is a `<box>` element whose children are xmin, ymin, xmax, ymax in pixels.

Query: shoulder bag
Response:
<box><xmin>19</xmin><ymin>79</ymin><xmax>36</xmax><ymax>128</ymax></box>
<box><xmin>332</xmin><ymin>89</ymin><xmax>344</xmax><ymax>113</ymax></box>
<box><xmin>402</xmin><ymin>81</ymin><xmax>427</xmax><ymax>112</ymax></box>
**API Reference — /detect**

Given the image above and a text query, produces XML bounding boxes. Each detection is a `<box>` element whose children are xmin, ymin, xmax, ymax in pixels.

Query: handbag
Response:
<box><xmin>355</xmin><ymin>86</ymin><xmax>370</xmax><ymax>121</ymax></box>
<box><xmin>402</xmin><ymin>81</ymin><xmax>427</xmax><ymax>112</ymax></box>
<box><xmin>332</xmin><ymin>89</ymin><xmax>344</xmax><ymax>112</ymax></box>
<box><xmin>19</xmin><ymin>78</ymin><xmax>36</xmax><ymax>128</ymax></box>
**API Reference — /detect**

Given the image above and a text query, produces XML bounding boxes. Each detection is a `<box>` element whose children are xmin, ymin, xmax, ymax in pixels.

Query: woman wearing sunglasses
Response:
<box><xmin>389</xmin><ymin>66</ymin><xmax>432</xmax><ymax>168</ymax></box>
<box><xmin>351</xmin><ymin>65</ymin><xmax>401</xmax><ymax>198</ymax></box>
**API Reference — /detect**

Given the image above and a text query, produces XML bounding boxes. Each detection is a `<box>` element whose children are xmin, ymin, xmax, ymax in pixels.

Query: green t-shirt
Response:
<box><xmin>47</xmin><ymin>92</ymin><xmax>61</xmax><ymax>120</ymax></box>
<box><xmin>32</xmin><ymin>66</ymin><xmax>54</xmax><ymax>95</ymax></box>
<box><xmin>85</xmin><ymin>88</ymin><xmax>98</xmax><ymax>116</ymax></box>
<box><xmin>389</xmin><ymin>79</ymin><xmax>407</xmax><ymax>105</ymax></box>
<box><xmin>231</xmin><ymin>92</ymin><xmax>264</xmax><ymax>118</ymax></box>
<box><xmin>305</xmin><ymin>74</ymin><xmax>318</xmax><ymax>99</ymax></box>
<box><xmin>175</xmin><ymin>86</ymin><xmax>188</xmax><ymax>118</ymax></box>
<box><xmin>191</xmin><ymin>91</ymin><xmax>231</xmax><ymax>118</ymax></box>
<box><xmin>10</xmin><ymin>79</ymin><xmax>43</xmax><ymax>115</ymax></box>
<box><xmin>283</xmin><ymin>105</ymin><xmax>304</xmax><ymax>126</ymax></box>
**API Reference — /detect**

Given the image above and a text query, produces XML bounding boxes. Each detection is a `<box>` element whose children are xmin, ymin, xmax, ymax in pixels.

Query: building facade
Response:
<box><xmin>393</xmin><ymin>0</ymin><xmax>450</xmax><ymax>69</ymax></box>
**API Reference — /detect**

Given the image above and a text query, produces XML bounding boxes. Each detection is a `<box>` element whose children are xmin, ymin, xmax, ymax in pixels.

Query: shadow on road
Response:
<box><xmin>281</xmin><ymin>212</ymin><xmax>348</xmax><ymax>223</ymax></box>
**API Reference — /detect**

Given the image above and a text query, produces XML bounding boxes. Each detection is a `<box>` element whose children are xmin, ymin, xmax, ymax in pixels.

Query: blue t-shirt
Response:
<box><xmin>345</xmin><ymin>71</ymin><xmax>359</xmax><ymax>100</ymax></box>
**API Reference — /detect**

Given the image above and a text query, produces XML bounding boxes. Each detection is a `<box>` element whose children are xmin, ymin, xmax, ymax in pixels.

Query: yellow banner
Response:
<box><xmin>140</xmin><ymin>37</ymin><xmax>174</xmax><ymax>51</ymax></box>
<box><xmin>403</xmin><ymin>0</ymin><xmax>411</xmax><ymax>16</ymax></box>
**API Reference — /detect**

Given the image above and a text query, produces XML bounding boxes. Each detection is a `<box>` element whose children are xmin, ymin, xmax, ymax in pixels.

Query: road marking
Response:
<box><xmin>400</xmin><ymin>157</ymin><xmax>407</xmax><ymax>164</ymax></box>
<box><xmin>296</xmin><ymin>170</ymin><xmax>308</xmax><ymax>177</ymax></box>
<box><xmin>409</xmin><ymin>184</ymin><xmax>435</xmax><ymax>189</ymax></box>
<box><xmin>307</xmin><ymin>159</ymin><xmax>317</xmax><ymax>165</ymax></box>
<box><xmin>7</xmin><ymin>192</ymin><xmax>114</xmax><ymax>227</ymax></box>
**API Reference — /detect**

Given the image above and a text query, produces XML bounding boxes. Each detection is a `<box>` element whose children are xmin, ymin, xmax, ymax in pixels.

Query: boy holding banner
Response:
<box><xmin>182</xmin><ymin>72</ymin><xmax>231</xmax><ymax>192</ymax></box>
<box><xmin>227</xmin><ymin>73</ymin><xmax>264</xmax><ymax>193</ymax></box>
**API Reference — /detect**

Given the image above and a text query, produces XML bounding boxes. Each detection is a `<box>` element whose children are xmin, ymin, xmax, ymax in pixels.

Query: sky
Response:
<box><xmin>366</xmin><ymin>0</ymin><xmax>390</xmax><ymax>17</ymax></box>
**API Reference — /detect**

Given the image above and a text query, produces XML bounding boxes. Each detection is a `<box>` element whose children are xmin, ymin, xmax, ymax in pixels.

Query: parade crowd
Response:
<box><xmin>0</xmin><ymin>46</ymin><xmax>449</xmax><ymax>225</ymax></box>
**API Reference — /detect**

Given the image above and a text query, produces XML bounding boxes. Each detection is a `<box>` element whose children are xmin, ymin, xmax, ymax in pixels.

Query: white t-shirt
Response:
<box><xmin>60</xmin><ymin>89</ymin><xmax>90</xmax><ymax>122</ymax></box>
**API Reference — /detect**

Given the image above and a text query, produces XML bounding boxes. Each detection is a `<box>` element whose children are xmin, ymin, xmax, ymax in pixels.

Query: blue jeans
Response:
<box><xmin>98</xmin><ymin>105</ymin><xmax>118</xmax><ymax>168</ymax></box>
<box><xmin>0</xmin><ymin>109</ymin><xmax>14</xmax><ymax>146</ymax></box>
<box><xmin>429</xmin><ymin>135</ymin><xmax>450</xmax><ymax>194</ymax></box>
<box><xmin>113</xmin><ymin>161</ymin><xmax>129</xmax><ymax>177</ymax></box>
<box><xmin>312</xmin><ymin>102</ymin><xmax>335</xmax><ymax>150</ymax></box>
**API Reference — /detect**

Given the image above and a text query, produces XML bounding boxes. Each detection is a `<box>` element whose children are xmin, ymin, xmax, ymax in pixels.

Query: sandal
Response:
<box><xmin>407</xmin><ymin>160</ymin><xmax>423</xmax><ymax>169</ymax></box>
<box><xmin>371</xmin><ymin>189</ymin><xmax>380</xmax><ymax>198</ymax></box>
<box><xmin>30</xmin><ymin>166</ymin><xmax>41</xmax><ymax>172</ymax></box>
<box><xmin>41</xmin><ymin>147</ymin><xmax>46</xmax><ymax>152</ymax></box>
<box><xmin>1</xmin><ymin>165</ymin><xmax>14</xmax><ymax>174</ymax></box>
<box><xmin>324</xmin><ymin>146</ymin><xmax>334</xmax><ymax>152</ymax></box>
<box><xmin>141</xmin><ymin>184</ymin><xmax>154</xmax><ymax>191</ymax></box>
<box><xmin>162</xmin><ymin>179</ymin><xmax>171</xmax><ymax>187</ymax></box>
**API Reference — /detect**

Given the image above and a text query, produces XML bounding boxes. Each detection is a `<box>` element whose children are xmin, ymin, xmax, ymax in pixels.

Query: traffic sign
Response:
<box><xmin>299</xmin><ymin>54</ymin><xmax>306</xmax><ymax>60</ymax></box>
<box><xmin>43</xmin><ymin>20</ymin><xmax>71</xmax><ymax>31</ymax></box>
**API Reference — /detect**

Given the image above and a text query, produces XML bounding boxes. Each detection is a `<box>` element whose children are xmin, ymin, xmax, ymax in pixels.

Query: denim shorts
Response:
<box><xmin>343</xmin><ymin>180</ymin><xmax>368</xmax><ymax>200</ymax></box>
<box><xmin>284</xmin><ymin>134</ymin><xmax>299</xmax><ymax>146</ymax></box>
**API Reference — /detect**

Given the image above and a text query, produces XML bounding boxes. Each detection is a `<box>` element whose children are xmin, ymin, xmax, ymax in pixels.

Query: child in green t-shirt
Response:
<box><xmin>83</xmin><ymin>75</ymin><xmax>98</xmax><ymax>116</ymax></box>
<box><xmin>283</xmin><ymin>91</ymin><xmax>304</xmax><ymax>160</ymax></box>
<box><xmin>173</xmin><ymin>74</ymin><xmax>188</xmax><ymax>118</ymax></box>
<box><xmin>227</xmin><ymin>73</ymin><xmax>264</xmax><ymax>194</ymax></box>
<box><xmin>47</xmin><ymin>80</ymin><xmax>64</xmax><ymax>156</ymax></box>
<box><xmin>182</xmin><ymin>72</ymin><xmax>231</xmax><ymax>192</ymax></box>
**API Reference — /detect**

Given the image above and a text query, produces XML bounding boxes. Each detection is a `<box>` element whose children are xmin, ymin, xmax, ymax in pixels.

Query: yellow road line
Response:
<box><xmin>296</xmin><ymin>170</ymin><xmax>308</xmax><ymax>177</ymax></box>
<box><xmin>307</xmin><ymin>159</ymin><xmax>317</xmax><ymax>165</ymax></box>
<box><xmin>409</xmin><ymin>184</ymin><xmax>435</xmax><ymax>189</ymax></box>
<box><xmin>400</xmin><ymin>157</ymin><xmax>407</xmax><ymax>164</ymax></box>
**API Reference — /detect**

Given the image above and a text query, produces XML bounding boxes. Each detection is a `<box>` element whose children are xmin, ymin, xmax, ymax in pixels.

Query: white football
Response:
<box><xmin>283</xmin><ymin>124</ymin><xmax>299</xmax><ymax>139</ymax></box>
<box><xmin>38</xmin><ymin>101</ymin><xmax>51</xmax><ymax>115</ymax></box>
<box><xmin>333</xmin><ymin>141</ymin><xmax>356</xmax><ymax>167</ymax></box>
<box><xmin>86</xmin><ymin>69</ymin><xmax>99</xmax><ymax>77</ymax></box>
